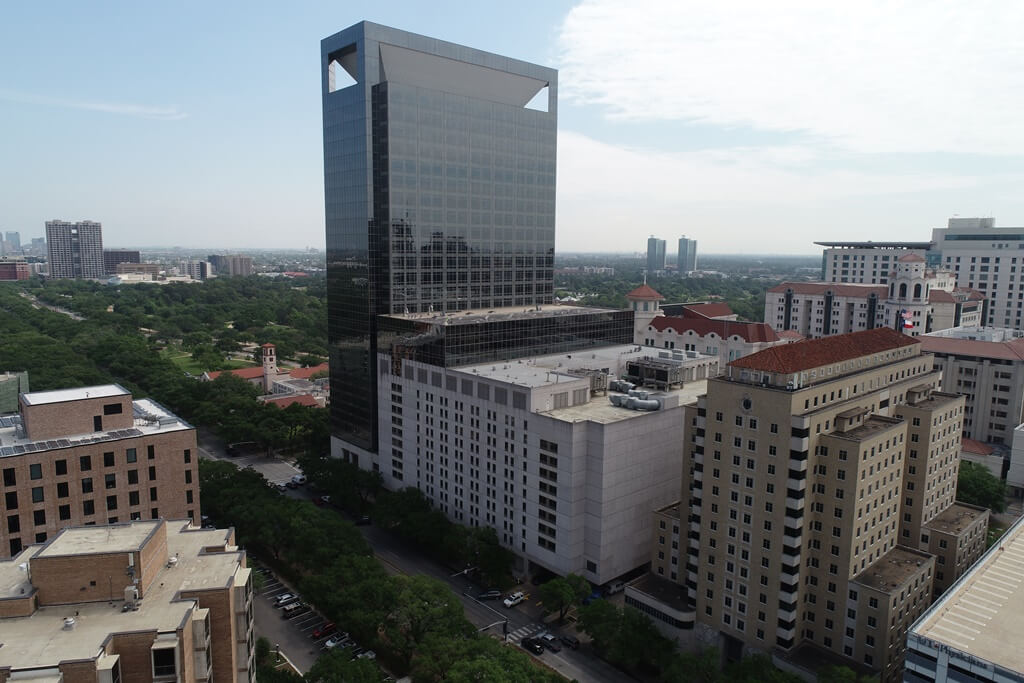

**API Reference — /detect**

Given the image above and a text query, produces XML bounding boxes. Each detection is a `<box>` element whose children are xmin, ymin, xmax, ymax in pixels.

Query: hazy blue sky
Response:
<box><xmin>3</xmin><ymin>1</ymin><xmax>1023</xmax><ymax>254</ymax></box>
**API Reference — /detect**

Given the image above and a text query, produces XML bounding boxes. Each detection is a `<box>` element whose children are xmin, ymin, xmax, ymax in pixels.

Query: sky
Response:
<box><xmin>3</xmin><ymin>1</ymin><xmax>1024</xmax><ymax>254</ymax></box>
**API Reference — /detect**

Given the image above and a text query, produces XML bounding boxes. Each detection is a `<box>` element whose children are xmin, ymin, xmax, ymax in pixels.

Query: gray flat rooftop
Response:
<box><xmin>383</xmin><ymin>303</ymin><xmax>621</xmax><ymax>326</ymax></box>
<box><xmin>924</xmin><ymin>503</ymin><xmax>988</xmax><ymax>535</ymax></box>
<box><xmin>656</xmin><ymin>502</ymin><xmax>682</xmax><ymax>520</ymax></box>
<box><xmin>829</xmin><ymin>415</ymin><xmax>904</xmax><ymax>442</ymax></box>
<box><xmin>21</xmin><ymin>384</ymin><xmax>128</xmax><ymax>406</ymax></box>
<box><xmin>0</xmin><ymin>398</ymin><xmax>191</xmax><ymax>457</ymax></box>
<box><xmin>627</xmin><ymin>573</ymin><xmax>690</xmax><ymax>613</ymax></box>
<box><xmin>545</xmin><ymin>381</ymin><xmax>708</xmax><ymax>425</ymax></box>
<box><xmin>904</xmin><ymin>391</ymin><xmax>962</xmax><ymax>411</ymax></box>
<box><xmin>37</xmin><ymin>521</ymin><xmax>161</xmax><ymax>558</ymax></box>
<box><xmin>852</xmin><ymin>546</ymin><xmax>933</xmax><ymax>593</ymax></box>
<box><xmin>912</xmin><ymin>514</ymin><xmax>1024</xmax><ymax>671</ymax></box>
<box><xmin>0</xmin><ymin>520</ymin><xmax>244</xmax><ymax>671</ymax></box>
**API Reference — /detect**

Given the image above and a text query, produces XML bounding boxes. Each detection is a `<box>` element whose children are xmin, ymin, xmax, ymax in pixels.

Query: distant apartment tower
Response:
<box><xmin>45</xmin><ymin>220</ymin><xmax>104</xmax><ymax>279</ymax></box>
<box><xmin>182</xmin><ymin>260</ymin><xmax>212</xmax><ymax>280</ymax></box>
<box><xmin>678</xmin><ymin>236</ymin><xmax>697</xmax><ymax>273</ymax></box>
<box><xmin>0</xmin><ymin>519</ymin><xmax>254</xmax><ymax>682</ymax></box>
<box><xmin>665</xmin><ymin>329</ymin><xmax>985</xmax><ymax>680</ymax></box>
<box><xmin>208</xmin><ymin>254</ymin><xmax>252</xmax><ymax>276</ymax></box>
<box><xmin>4</xmin><ymin>231</ymin><xmax>20</xmax><ymax>250</ymax></box>
<box><xmin>102</xmin><ymin>249</ymin><xmax>141</xmax><ymax>274</ymax></box>
<box><xmin>933</xmin><ymin>217</ymin><xmax>1024</xmax><ymax>329</ymax></box>
<box><xmin>647</xmin><ymin>236</ymin><xmax>667</xmax><ymax>273</ymax></box>
<box><xmin>0</xmin><ymin>384</ymin><xmax>199</xmax><ymax>557</ymax></box>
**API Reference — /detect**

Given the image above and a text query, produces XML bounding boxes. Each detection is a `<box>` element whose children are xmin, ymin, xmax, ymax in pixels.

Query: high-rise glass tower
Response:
<box><xmin>322</xmin><ymin>22</ymin><xmax>558</xmax><ymax>452</ymax></box>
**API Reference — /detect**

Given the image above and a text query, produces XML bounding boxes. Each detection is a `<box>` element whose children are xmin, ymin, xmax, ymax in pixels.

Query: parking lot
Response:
<box><xmin>251</xmin><ymin>563</ymin><xmax>380</xmax><ymax>674</ymax></box>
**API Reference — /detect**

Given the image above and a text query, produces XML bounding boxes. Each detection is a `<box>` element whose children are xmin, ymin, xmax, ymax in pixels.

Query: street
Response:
<box><xmin>198</xmin><ymin>439</ymin><xmax>632</xmax><ymax>683</ymax></box>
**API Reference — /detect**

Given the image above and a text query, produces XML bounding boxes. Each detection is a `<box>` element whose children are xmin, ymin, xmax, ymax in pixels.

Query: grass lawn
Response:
<box><xmin>161</xmin><ymin>347</ymin><xmax>257</xmax><ymax>376</ymax></box>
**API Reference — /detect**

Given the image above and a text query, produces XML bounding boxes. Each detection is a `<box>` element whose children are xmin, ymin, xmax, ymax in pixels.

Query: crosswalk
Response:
<box><xmin>507</xmin><ymin>622</ymin><xmax>546</xmax><ymax>643</ymax></box>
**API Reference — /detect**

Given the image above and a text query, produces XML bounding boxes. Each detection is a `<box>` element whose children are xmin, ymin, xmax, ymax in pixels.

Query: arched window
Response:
<box><xmin>913</xmin><ymin>283</ymin><xmax>922</xmax><ymax>299</ymax></box>
<box><xmin>889</xmin><ymin>283</ymin><xmax>895</xmax><ymax>297</ymax></box>
<box><xmin>899</xmin><ymin>283</ymin><xmax>908</xmax><ymax>298</ymax></box>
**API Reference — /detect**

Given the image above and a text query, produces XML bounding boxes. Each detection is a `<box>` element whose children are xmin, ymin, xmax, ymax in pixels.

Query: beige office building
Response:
<box><xmin>637</xmin><ymin>328</ymin><xmax>988</xmax><ymax>681</ymax></box>
<box><xmin>0</xmin><ymin>519</ymin><xmax>255</xmax><ymax>683</ymax></box>
<box><xmin>0</xmin><ymin>385</ymin><xmax>199</xmax><ymax>557</ymax></box>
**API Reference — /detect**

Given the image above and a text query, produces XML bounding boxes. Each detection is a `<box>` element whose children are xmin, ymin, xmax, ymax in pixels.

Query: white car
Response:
<box><xmin>324</xmin><ymin>636</ymin><xmax>350</xmax><ymax>650</ymax></box>
<box><xmin>503</xmin><ymin>591</ymin><xmax>525</xmax><ymax>608</ymax></box>
<box><xmin>291</xmin><ymin>474</ymin><xmax>307</xmax><ymax>485</ymax></box>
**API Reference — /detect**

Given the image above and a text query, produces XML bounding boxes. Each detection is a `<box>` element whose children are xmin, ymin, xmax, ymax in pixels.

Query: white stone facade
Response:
<box><xmin>333</xmin><ymin>345</ymin><xmax>705</xmax><ymax>586</ymax></box>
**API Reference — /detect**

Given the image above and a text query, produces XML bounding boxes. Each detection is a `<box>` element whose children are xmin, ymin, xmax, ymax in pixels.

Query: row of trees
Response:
<box><xmin>200</xmin><ymin>460</ymin><xmax>562</xmax><ymax>682</ymax></box>
<box><xmin>297</xmin><ymin>453</ymin><xmax>517</xmax><ymax>590</ymax></box>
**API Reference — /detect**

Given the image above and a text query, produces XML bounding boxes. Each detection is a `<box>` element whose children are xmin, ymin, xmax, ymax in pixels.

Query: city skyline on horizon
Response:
<box><xmin>3</xmin><ymin>2</ymin><xmax>1024</xmax><ymax>254</ymax></box>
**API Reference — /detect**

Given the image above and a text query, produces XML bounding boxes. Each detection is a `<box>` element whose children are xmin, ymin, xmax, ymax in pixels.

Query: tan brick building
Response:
<box><xmin>0</xmin><ymin>519</ymin><xmax>254</xmax><ymax>682</ymax></box>
<box><xmin>0</xmin><ymin>385</ymin><xmax>199</xmax><ymax>556</ymax></box>
<box><xmin>635</xmin><ymin>328</ymin><xmax>989</xmax><ymax>681</ymax></box>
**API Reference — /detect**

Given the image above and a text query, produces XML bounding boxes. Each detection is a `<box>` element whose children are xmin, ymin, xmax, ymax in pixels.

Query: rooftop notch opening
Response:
<box><xmin>524</xmin><ymin>85</ymin><xmax>549</xmax><ymax>113</ymax></box>
<box><xmin>328</xmin><ymin>44</ymin><xmax>358</xmax><ymax>92</ymax></box>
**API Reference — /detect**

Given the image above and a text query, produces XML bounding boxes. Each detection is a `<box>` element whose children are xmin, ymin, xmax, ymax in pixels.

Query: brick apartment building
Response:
<box><xmin>0</xmin><ymin>519</ymin><xmax>255</xmax><ymax>682</ymax></box>
<box><xmin>0</xmin><ymin>385</ymin><xmax>199</xmax><ymax>557</ymax></box>
<box><xmin>632</xmin><ymin>328</ymin><xmax>987</xmax><ymax>681</ymax></box>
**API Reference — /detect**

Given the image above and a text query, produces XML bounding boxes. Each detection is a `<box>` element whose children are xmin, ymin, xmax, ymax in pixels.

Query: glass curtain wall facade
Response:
<box><xmin>322</xmin><ymin>22</ymin><xmax>558</xmax><ymax>452</ymax></box>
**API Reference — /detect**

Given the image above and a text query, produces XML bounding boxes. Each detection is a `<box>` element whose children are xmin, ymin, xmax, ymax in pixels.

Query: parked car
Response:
<box><xmin>559</xmin><ymin>634</ymin><xmax>580</xmax><ymax>650</ymax></box>
<box><xmin>539</xmin><ymin>633</ymin><xmax>562</xmax><ymax>652</ymax></box>
<box><xmin>606</xmin><ymin>580</ymin><xmax>626</xmax><ymax>595</ymax></box>
<box><xmin>274</xmin><ymin>593</ymin><xmax>298</xmax><ymax>607</ymax></box>
<box><xmin>476</xmin><ymin>590</ymin><xmax>502</xmax><ymax>601</ymax></box>
<box><xmin>275</xmin><ymin>482</ymin><xmax>289</xmax><ymax>492</ymax></box>
<box><xmin>291</xmin><ymin>474</ymin><xmax>307</xmax><ymax>485</ymax></box>
<box><xmin>314</xmin><ymin>495</ymin><xmax>331</xmax><ymax>506</ymax></box>
<box><xmin>356</xmin><ymin>650</ymin><xmax>376</xmax><ymax>660</ymax></box>
<box><xmin>520</xmin><ymin>638</ymin><xmax>544</xmax><ymax>655</ymax></box>
<box><xmin>312</xmin><ymin>623</ymin><xmax>335</xmax><ymax>639</ymax></box>
<box><xmin>323</xmin><ymin>635</ymin><xmax>349</xmax><ymax>650</ymax></box>
<box><xmin>503</xmin><ymin>591</ymin><xmax>525</xmax><ymax>608</ymax></box>
<box><xmin>281</xmin><ymin>603</ymin><xmax>306</xmax><ymax>619</ymax></box>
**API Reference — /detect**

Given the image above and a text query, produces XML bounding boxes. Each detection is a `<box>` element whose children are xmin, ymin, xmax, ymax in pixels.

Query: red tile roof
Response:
<box><xmin>777</xmin><ymin>330</ymin><xmax>806</xmax><ymax>341</ymax></box>
<box><xmin>728</xmin><ymin>327</ymin><xmax>920</xmax><ymax>373</ymax></box>
<box><xmin>263</xmin><ymin>394</ymin><xmax>320</xmax><ymax>408</ymax></box>
<box><xmin>961</xmin><ymin>438</ymin><xmax>995</xmax><ymax>456</ymax></box>
<box><xmin>898</xmin><ymin>253</ymin><xmax>926</xmax><ymax>262</ymax></box>
<box><xmin>918</xmin><ymin>335</ymin><xmax>1024</xmax><ymax>361</ymax></box>
<box><xmin>768</xmin><ymin>282</ymin><xmax>889</xmax><ymax>298</ymax></box>
<box><xmin>205</xmin><ymin>366</ymin><xmax>265</xmax><ymax>381</ymax></box>
<box><xmin>928</xmin><ymin>288</ymin><xmax>985</xmax><ymax>304</ymax></box>
<box><xmin>289</xmin><ymin>363</ymin><xmax>329</xmax><ymax>379</ymax></box>
<box><xmin>681</xmin><ymin>302</ymin><xmax>734</xmax><ymax>319</ymax></box>
<box><xmin>261</xmin><ymin>343</ymin><xmax>276</xmax><ymax>348</ymax></box>
<box><xmin>651</xmin><ymin>316</ymin><xmax>780</xmax><ymax>343</ymax></box>
<box><xmin>626</xmin><ymin>284</ymin><xmax>664</xmax><ymax>300</ymax></box>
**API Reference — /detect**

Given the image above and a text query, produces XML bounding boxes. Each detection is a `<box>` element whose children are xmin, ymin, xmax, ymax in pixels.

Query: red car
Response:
<box><xmin>312</xmin><ymin>622</ymin><xmax>336</xmax><ymax>639</ymax></box>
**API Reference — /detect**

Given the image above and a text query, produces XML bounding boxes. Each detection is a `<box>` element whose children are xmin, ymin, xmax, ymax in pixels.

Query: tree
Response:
<box><xmin>537</xmin><ymin>573</ymin><xmax>590</xmax><ymax>621</ymax></box>
<box><xmin>957</xmin><ymin>461</ymin><xmax>1007</xmax><ymax>512</ymax></box>
<box><xmin>381</xmin><ymin>574</ymin><xmax>475</xmax><ymax>669</ymax></box>
<box><xmin>818</xmin><ymin>665</ymin><xmax>877</xmax><ymax>683</ymax></box>
<box><xmin>305</xmin><ymin>650</ymin><xmax>380</xmax><ymax>683</ymax></box>
<box><xmin>576</xmin><ymin>599</ymin><xmax>621</xmax><ymax>650</ymax></box>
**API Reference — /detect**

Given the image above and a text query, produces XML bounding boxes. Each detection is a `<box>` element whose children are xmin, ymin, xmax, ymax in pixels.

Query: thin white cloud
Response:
<box><xmin>558</xmin><ymin>1</ymin><xmax>1024</xmax><ymax>155</ymax></box>
<box><xmin>0</xmin><ymin>88</ymin><xmax>186</xmax><ymax>120</ymax></box>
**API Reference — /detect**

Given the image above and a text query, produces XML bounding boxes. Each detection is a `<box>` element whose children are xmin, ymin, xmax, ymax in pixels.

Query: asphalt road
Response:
<box><xmin>199</xmin><ymin>439</ymin><xmax>632</xmax><ymax>682</ymax></box>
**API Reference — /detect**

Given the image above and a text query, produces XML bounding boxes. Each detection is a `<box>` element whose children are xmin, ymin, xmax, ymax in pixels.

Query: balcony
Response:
<box><xmin>786</xmin><ymin>477</ymin><xmax>807</xmax><ymax>492</ymax></box>
<box><xmin>781</xmin><ymin>552</ymin><xmax>800</xmax><ymax>567</ymax></box>
<box><xmin>785</xmin><ymin>496</ymin><xmax>805</xmax><ymax>511</ymax></box>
